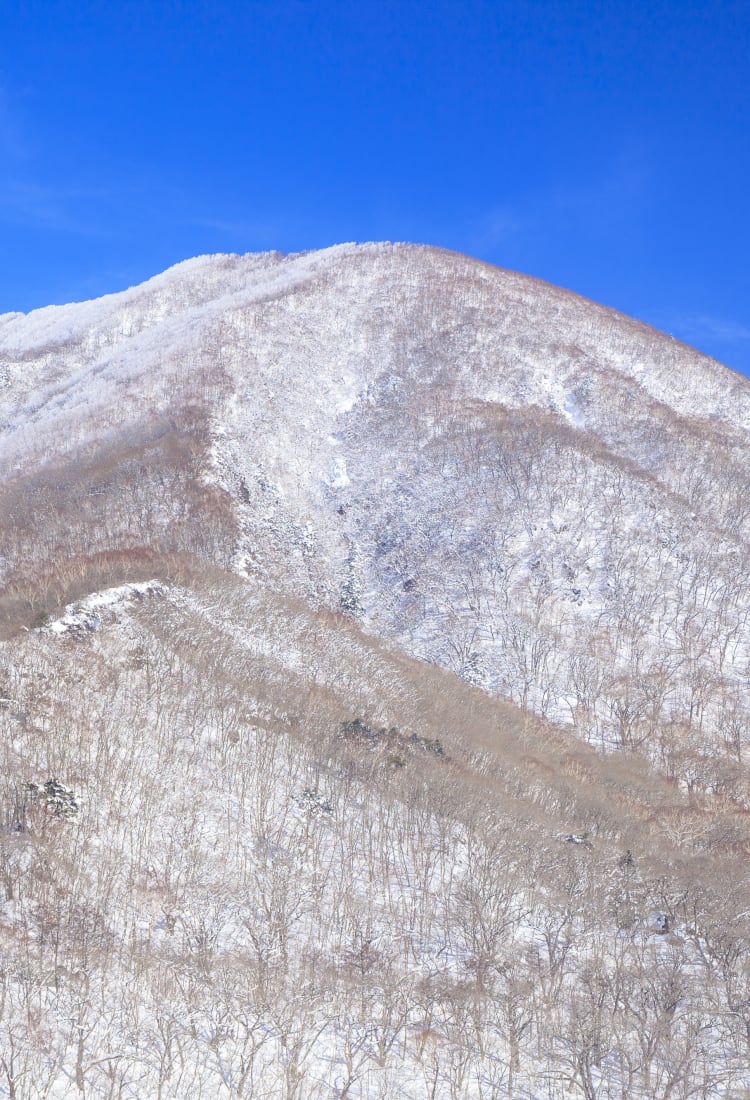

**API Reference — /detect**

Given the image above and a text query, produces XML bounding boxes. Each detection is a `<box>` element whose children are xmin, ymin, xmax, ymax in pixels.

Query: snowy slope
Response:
<box><xmin>2</xmin><ymin>575</ymin><xmax>750</xmax><ymax>1099</ymax></box>
<box><xmin>2</xmin><ymin>243</ymin><xmax>749</xmax><ymax>761</ymax></box>
<box><xmin>2</xmin><ymin>244</ymin><xmax>750</xmax><ymax>1099</ymax></box>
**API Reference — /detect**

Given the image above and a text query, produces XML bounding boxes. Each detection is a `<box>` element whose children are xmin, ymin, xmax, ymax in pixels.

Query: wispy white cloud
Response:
<box><xmin>472</xmin><ymin>206</ymin><xmax>523</xmax><ymax>249</ymax></box>
<box><xmin>183</xmin><ymin>213</ymin><xmax>281</xmax><ymax>244</ymax></box>
<box><xmin>471</xmin><ymin>144</ymin><xmax>653</xmax><ymax>254</ymax></box>
<box><xmin>0</xmin><ymin>83</ymin><xmax>112</xmax><ymax>235</ymax></box>
<box><xmin>0</xmin><ymin>167</ymin><xmax>278</xmax><ymax>248</ymax></box>
<box><xmin>0</xmin><ymin>81</ymin><xmax>275</xmax><ymax>249</ymax></box>
<box><xmin>0</xmin><ymin>178</ymin><xmax>110</xmax><ymax>234</ymax></box>
<box><xmin>550</xmin><ymin>146</ymin><xmax>651</xmax><ymax>227</ymax></box>
<box><xmin>0</xmin><ymin>85</ymin><xmax>25</xmax><ymax>162</ymax></box>
<box><xmin>671</xmin><ymin>314</ymin><xmax>750</xmax><ymax>346</ymax></box>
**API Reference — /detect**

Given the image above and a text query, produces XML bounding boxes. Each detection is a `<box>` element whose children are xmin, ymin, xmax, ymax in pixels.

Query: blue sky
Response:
<box><xmin>1</xmin><ymin>0</ymin><xmax>748</xmax><ymax>375</ymax></box>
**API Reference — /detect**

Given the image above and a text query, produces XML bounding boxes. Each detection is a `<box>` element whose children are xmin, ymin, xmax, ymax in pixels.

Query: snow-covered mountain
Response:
<box><xmin>2</xmin><ymin>243</ymin><xmax>749</xmax><ymax>765</ymax></box>
<box><xmin>2</xmin><ymin>244</ymin><xmax>750</xmax><ymax>1098</ymax></box>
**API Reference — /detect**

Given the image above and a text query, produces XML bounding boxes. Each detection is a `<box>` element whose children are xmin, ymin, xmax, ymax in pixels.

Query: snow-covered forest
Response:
<box><xmin>1</xmin><ymin>244</ymin><xmax>749</xmax><ymax>1097</ymax></box>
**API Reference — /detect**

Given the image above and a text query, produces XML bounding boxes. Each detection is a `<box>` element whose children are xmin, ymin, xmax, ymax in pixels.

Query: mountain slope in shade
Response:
<box><xmin>2</xmin><ymin>243</ymin><xmax>748</xmax><ymax>767</ymax></box>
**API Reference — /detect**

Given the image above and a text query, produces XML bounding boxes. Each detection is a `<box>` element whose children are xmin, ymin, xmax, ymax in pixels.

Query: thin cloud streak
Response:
<box><xmin>0</xmin><ymin>179</ymin><xmax>111</xmax><ymax>235</ymax></box>
<box><xmin>183</xmin><ymin>213</ymin><xmax>282</xmax><ymax>247</ymax></box>
<box><xmin>471</xmin><ymin>145</ymin><xmax>654</xmax><ymax>255</ymax></box>
<box><xmin>0</xmin><ymin>85</ymin><xmax>28</xmax><ymax>162</ymax></box>
<box><xmin>673</xmin><ymin>314</ymin><xmax>750</xmax><ymax>346</ymax></box>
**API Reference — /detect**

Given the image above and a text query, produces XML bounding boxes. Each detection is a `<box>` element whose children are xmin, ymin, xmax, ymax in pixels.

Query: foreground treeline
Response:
<box><xmin>1</xmin><ymin>580</ymin><xmax>749</xmax><ymax>1098</ymax></box>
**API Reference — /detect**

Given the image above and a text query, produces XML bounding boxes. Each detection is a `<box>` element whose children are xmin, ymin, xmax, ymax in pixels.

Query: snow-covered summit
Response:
<box><xmin>2</xmin><ymin>242</ymin><xmax>747</xmax><ymax>436</ymax></box>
